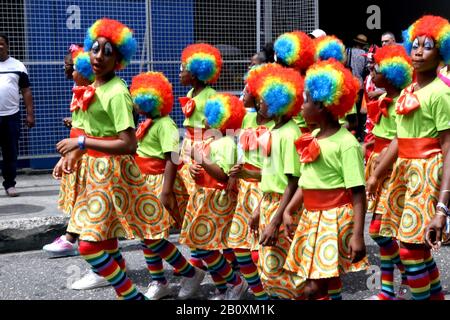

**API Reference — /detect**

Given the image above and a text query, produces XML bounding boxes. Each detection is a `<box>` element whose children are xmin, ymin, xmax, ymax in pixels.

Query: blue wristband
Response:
<box><xmin>77</xmin><ymin>135</ymin><xmax>86</xmax><ymax>150</ymax></box>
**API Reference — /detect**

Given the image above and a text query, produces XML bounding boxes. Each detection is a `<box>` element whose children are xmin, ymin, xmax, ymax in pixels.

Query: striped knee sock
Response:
<box><xmin>79</xmin><ymin>240</ymin><xmax>144</xmax><ymax>300</ymax></box>
<box><xmin>191</xmin><ymin>249</ymin><xmax>227</xmax><ymax>293</ymax></box>
<box><xmin>251</xmin><ymin>250</ymin><xmax>259</xmax><ymax>265</ymax></box>
<box><xmin>399</xmin><ymin>246</ymin><xmax>430</xmax><ymax>300</ymax></box>
<box><xmin>189</xmin><ymin>248</ymin><xmax>207</xmax><ymax>271</ymax></box>
<box><xmin>234</xmin><ymin>248</ymin><xmax>268</xmax><ymax>300</ymax></box>
<box><xmin>141</xmin><ymin>241</ymin><xmax>166</xmax><ymax>284</ymax></box>
<box><xmin>196</xmin><ymin>249</ymin><xmax>242</xmax><ymax>286</ymax></box>
<box><xmin>328</xmin><ymin>277</ymin><xmax>342</xmax><ymax>300</ymax></box>
<box><xmin>223</xmin><ymin>248</ymin><xmax>239</xmax><ymax>271</ymax></box>
<box><xmin>144</xmin><ymin>239</ymin><xmax>195</xmax><ymax>278</ymax></box>
<box><xmin>423</xmin><ymin>249</ymin><xmax>444</xmax><ymax>300</ymax></box>
<box><xmin>103</xmin><ymin>239</ymin><xmax>126</xmax><ymax>272</ymax></box>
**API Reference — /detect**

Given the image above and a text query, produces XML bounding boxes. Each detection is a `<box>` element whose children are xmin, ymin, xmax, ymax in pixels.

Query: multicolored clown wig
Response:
<box><xmin>274</xmin><ymin>31</ymin><xmax>315</xmax><ymax>72</ymax></box>
<box><xmin>374</xmin><ymin>44</ymin><xmax>413</xmax><ymax>90</ymax></box>
<box><xmin>205</xmin><ymin>93</ymin><xmax>246</xmax><ymax>132</ymax></box>
<box><xmin>71</xmin><ymin>46</ymin><xmax>95</xmax><ymax>82</ymax></box>
<box><xmin>314</xmin><ymin>35</ymin><xmax>346</xmax><ymax>64</ymax></box>
<box><xmin>84</xmin><ymin>18</ymin><xmax>137</xmax><ymax>70</ymax></box>
<box><xmin>130</xmin><ymin>72</ymin><xmax>173</xmax><ymax>118</ymax></box>
<box><xmin>305</xmin><ymin>59</ymin><xmax>360</xmax><ymax>119</ymax></box>
<box><xmin>181</xmin><ymin>43</ymin><xmax>222</xmax><ymax>84</ymax></box>
<box><xmin>403</xmin><ymin>15</ymin><xmax>450</xmax><ymax>64</ymax></box>
<box><xmin>245</xmin><ymin>63</ymin><xmax>283</xmax><ymax>98</ymax></box>
<box><xmin>252</xmin><ymin>63</ymin><xmax>304</xmax><ymax>118</ymax></box>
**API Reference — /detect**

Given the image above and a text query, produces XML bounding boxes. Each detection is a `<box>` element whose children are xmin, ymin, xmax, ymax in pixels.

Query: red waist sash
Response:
<box><xmin>70</xmin><ymin>127</ymin><xmax>85</xmax><ymax>139</ymax></box>
<box><xmin>373</xmin><ymin>136</ymin><xmax>392</xmax><ymax>153</ymax></box>
<box><xmin>303</xmin><ymin>188</ymin><xmax>352</xmax><ymax>211</ymax></box>
<box><xmin>242</xmin><ymin>163</ymin><xmax>261</xmax><ymax>183</ymax></box>
<box><xmin>134</xmin><ymin>155</ymin><xmax>166</xmax><ymax>175</ymax></box>
<box><xmin>397</xmin><ymin>137</ymin><xmax>441</xmax><ymax>159</ymax></box>
<box><xmin>86</xmin><ymin>135</ymin><xmax>118</xmax><ymax>158</ymax></box>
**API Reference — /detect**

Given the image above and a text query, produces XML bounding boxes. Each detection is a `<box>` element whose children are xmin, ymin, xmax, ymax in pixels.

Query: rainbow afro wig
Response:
<box><xmin>181</xmin><ymin>43</ymin><xmax>222</xmax><ymax>84</ymax></box>
<box><xmin>274</xmin><ymin>31</ymin><xmax>315</xmax><ymax>72</ymax></box>
<box><xmin>84</xmin><ymin>18</ymin><xmax>137</xmax><ymax>70</ymax></box>
<box><xmin>130</xmin><ymin>72</ymin><xmax>173</xmax><ymax>118</ymax></box>
<box><xmin>252</xmin><ymin>63</ymin><xmax>304</xmax><ymax>118</ymax></box>
<box><xmin>245</xmin><ymin>63</ymin><xmax>282</xmax><ymax>98</ymax></box>
<box><xmin>314</xmin><ymin>35</ymin><xmax>346</xmax><ymax>63</ymax></box>
<box><xmin>374</xmin><ymin>44</ymin><xmax>413</xmax><ymax>90</ymax></box>
<box><xmin>71</xmin><ymin>47</ymin><xmax>94</xmax><ymax>82</ymax></box>
<box><xmin>305</xmin><ymin>59</ymin><xmax>360</xmax><ymax>119</ymax></box>
<box><xmin>403</xmin><ymin>15</ymin><xmax>450</xmax><ymax>64</ymax></box>
<box><xmin>205</xmin><ymin>93</ymin><xmax>246</xmax><ymax>132</ymax></box>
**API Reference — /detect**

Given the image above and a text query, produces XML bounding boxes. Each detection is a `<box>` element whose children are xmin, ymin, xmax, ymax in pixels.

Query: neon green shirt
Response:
<box><xmin>182</xmin><ymin>87</ymin><xmax>217</xmax><ymax>128</ymax></box>
<box><xmin>293</xmin><ymin>113</ymin><xmax>308</xmax><ymax>129</ymax></box>
<box><xmin>240</xmin><ymin>112</ymin><xmax>275</xmax><ymax>169</ymax></box>
<box><xmin>372</xmin><ymin>95</ymin><xmax>398</xmax><ymax>140</ymax></box>
<box><xmin>71</xmin><ymin>108</ymin><xmax>84</xmax><ymax>130</ymax></box>
<box><xmin>209</xmin><ymin>136</ymin><xmax>237</xmax><ymax>174</ymax></box>
<box><xmin>136</xmin><ymin>116</ymin><xmax>179</xmax><ymax>159</ymax></box>
<box><xmin>83</xmin><ymin>76</ymin><xmax>135</xmax><ymax>137</ymax></box>
<box><xmin>299</xmin><ymin>127</ymin><xmax>365</xmax><ymax>190</ymax></box>
<box><xmin>260</xmin><ymin>120</ymin><xmax>301</xmax><ymax>194</ymax></box>
<box><xmin>396</xmin><ymin>77</ymin><xmax>450</xmax><ymax>138</ymax></box>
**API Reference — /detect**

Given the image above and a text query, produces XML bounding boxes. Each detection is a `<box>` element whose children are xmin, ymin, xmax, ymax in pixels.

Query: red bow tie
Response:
<box><xmin>178</xmin><ymin>97</ymin><xmax>196</xmax><ymax>118</ymax></box>
<box><xmin>367</xmin><ymin>96</ymin><xmax>392</xmax><ymax>124</ymax></box>
<box><xmin>396</xmin><ymin>84</ymin><xmax>420</xmax><ymax>115</ymax></box>
<box><xmin>294</xmin><ymin>133</ymin><xmax>321</xmax><ymax>163</ymax></box>
<box><xmin>70</xmin><ymin>85</ymin><xmax>96</xmax><ymax>112</ymax></box>
<box><xmin>240</xmin><ymin>126</ymin><xmax>271</xmax><ymax>155</ymax></box>
<box><xmin>135</xmin><ymin>118</ymin><xmax>153</xmax><ymax>141</ymax></box>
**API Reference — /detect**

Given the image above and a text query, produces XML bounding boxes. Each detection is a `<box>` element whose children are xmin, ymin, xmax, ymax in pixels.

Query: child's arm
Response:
<box><xmin>160</xmin><ymin>152</ymin><xmax>181</xmax><ymax>227</ymax></box>
<box><xmin>348</xmin><ymin>185</ymin><xmax>367</xmax><ymax>263</ymax></box>
<box><xmin>283</xmin><ymin>187</ymin><xmax>303</xmax><ymax>241</ymax></box>
<box><xmin>250</xmin><ymin>199</ymin><xmax>262</xmax><ymax>239</ymax></box>
<box><xmin>200</xmin><ymin>158</ymin><xmax>229</xmax><ymax>182</ymax></box>
<box><xmin>260</xmin><ymin>174</ymin><xmax>298</xmax><ymax>246</ymax></box>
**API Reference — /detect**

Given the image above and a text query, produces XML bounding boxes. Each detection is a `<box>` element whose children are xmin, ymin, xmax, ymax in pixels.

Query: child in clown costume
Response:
<box><xmin>179</xmin><ymin>93</ymin><xmax>248</xmax><ymax>300</ymax></box>
<box><xmin>365</xmin><ymin>44</ymin><xmax>414</xmax><ymax>300</ymax></box>
<box><xmin>130</xmin><ymin>71</ymin><xmax>206</xmax><ymax>300</ymax></box>
<box><xmin>369</xmin><ymin>15</ymin><xmax>450</xmax><ymax>300</ymax></box>
<box><xmin>247</xmin><ymin>63</ymin><xmax>306</xmax><ymax>300</ymax></box>
<box><xmin>56</xmin><ymin>18</ymin><xmax>164</xmax><ymax>300</ymax></box>
<box><xmin>283</xmin><ymin>58</ymin><xmax>369</xmax><ymax>300</ymax></box>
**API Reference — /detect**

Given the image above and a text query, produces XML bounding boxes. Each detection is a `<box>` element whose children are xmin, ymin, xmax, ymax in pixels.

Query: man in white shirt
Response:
<box><xmin>0</xmin><ymin>34</ymin><xmax>35</xmax><ymax>197</ymax></box>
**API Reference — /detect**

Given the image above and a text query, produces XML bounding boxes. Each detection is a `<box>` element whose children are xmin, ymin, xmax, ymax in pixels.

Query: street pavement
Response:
<box><xmin>0</xmin><ymin>174</ymin><xmax>449</xmax><ymax>300</ymax></box>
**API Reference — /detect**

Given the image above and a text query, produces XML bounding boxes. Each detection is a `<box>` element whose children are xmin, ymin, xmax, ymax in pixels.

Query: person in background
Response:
<box><xmin>381</xmin><ymin>32</ymin><xmax>396</xmax><ymax>47</ymax></box>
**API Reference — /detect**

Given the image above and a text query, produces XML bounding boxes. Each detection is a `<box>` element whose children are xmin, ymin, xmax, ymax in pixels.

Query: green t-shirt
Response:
<box><xmin>83</xmin><ymin>76</ymin><xmax>135</xmax><ymax>137</ymax></box>
<box><xmin>209</xmin><ymin>136</ymin><xmax>237</xmax><ymax>174</ymax></box>
<box><xmin>372</xmin><ymin>95</ymin><xmax>398</xmax><ymax>140</ymax></box>
<box><xmin>136</xmin><ymin>116</ymin><xmax>179</xmax><ymax>159</ymax></box>
<box><xmin>339</xmin><ymin>104</ymin><xmax>357</xmax><ymax>126</ymax></box>
<box><xmin>293</xmin><ymin>113</ymin><xmax>308</xmax><ymax>129</ymax></box>
<box><xmin>240</xmin><ymin>112</ymin><xmax>275</xmax><ymax>169</ymax></box>
<box><xmin>260</xmin><ymin>120</ymin><xmax>301</xmax><ymax>194</ymax></box>
<box><xmin>71</xmin><ymin>108</ymin><xmax>84</xmax><ymax>130</ymax></box>
<box><xmin>299</xmin><ymin>127</ymin><xmax>365</xmax><ymax>190</ymax></box>
<box><xmin>182</xmin><ymin>86</ymin><xmax>217</xmax><ymax>128</ymax></box>
<box><xmin>396</xmin><ymin>77</ymin><xmax>450</xmax><ymax>138</ymax></box>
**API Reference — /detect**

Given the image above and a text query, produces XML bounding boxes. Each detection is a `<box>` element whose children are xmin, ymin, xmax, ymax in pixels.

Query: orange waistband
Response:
<box><xmin>373</xmin><ymin>136</ymin><xmax>392</xmax><ymax>153</ymax></box>
<box><xmin>195</xmin><ymin>170</ymin><xmax>227</xmax><ymax>190</ymax></box>
<box><xmin>134</xmin><ymin>155</ymin><xmax>166</xmax><ymax>175</ymax></box>
<box><xmin>185</xmin><ymin>127</ymin><xmax>207</xmax><ymax>141</ymax></box>
<box><xmin>70</xmin><ymin>127</ymin><xmax>85</xmax><ymax>139</ymax></box>
<box><xmin>86</xmin><ymin>135</ymin><xmax>118</xmax><ymax>158</ymax></box>
<box><xmin>398</xmin><ymin>137</ymin><xmax>441</xmax><ymax>159</ymax></box>
<box><xmin>303</xmin><ymin>188</ymin><xmax>352</xmax><ymax>211</ymax></box>
<box><xmin>243</xmin><ymin>163</ymin><xmax>261</xmax><ymax>183</ymax></box>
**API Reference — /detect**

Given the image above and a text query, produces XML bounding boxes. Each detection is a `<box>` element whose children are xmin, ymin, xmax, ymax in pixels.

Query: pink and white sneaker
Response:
<box><xmin>42</xmin><ymin>235</ymin><xmax>79</xmax><ymax>257</ymax></box>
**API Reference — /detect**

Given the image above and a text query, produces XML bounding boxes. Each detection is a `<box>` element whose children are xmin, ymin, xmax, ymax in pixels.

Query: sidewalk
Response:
<box><xmin>0</xmin><ymin>173</ymin><xmax>68</xmax><ymax>253</ymax></box>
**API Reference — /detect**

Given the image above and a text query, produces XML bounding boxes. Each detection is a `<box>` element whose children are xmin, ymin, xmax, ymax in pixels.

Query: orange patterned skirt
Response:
<box><xmin>284</xmin><ymin>204</ymin><xmax>369</xmax><ymax>279</ymax></box>
<box><xmin>259</xmin><ymin>192</ymin><xmax>305</xmax><ymax>299</ymax></box>
<box><xmin>69</xmin><ymin>154</ymin><xmax>165</xmax><ymax>242</ymax></box>
<box><xmin>381</xmin><ymin>154</ymin><xmax>442</xmax><ymax>243</ymax></box>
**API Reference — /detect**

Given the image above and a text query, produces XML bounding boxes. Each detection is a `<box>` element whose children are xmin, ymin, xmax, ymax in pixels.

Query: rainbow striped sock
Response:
<box><xmin>105</xmin><ymin>247</ymin><xmax>127</xmax><ymax>273</ymax></box>
<box><xmin>399</xmin><ymin>247</ymin><xmax>430</xmax><ymax>300</ymax></box>
<box><xmin>141</xmin><ymin>242</ymin><xmax>166</xmax><ymax>284</ymax></box>
<box><xmin>196</xmin><ymin>249</ymin><xmax>241</xmax><ymax>286</ymax></box>
<box><xmin>191</xmin><ymin>249</ymin><xmax>226</xmax><ymax>293</ymax></box>
<box><xmin>328</xmin><ymin>277</ymin><xmax>342</xmax><ymax>300</ymax></box>
<box><xmin>144</xmin><ymin>239</ymin><xmax>195</xmax><ymax>278</ymax></box>
<box><xmin>79</xmin><ymin>240</ymin><xmax>144</xmax><ymax>300</ymax></box>
<box><xmin>234</xmin><ymin>248</ymin><xmax>268</xmax><ymax>300</ymax></box>
<box><xmin>223</xmin><ymin>248</ymin><xmax>239</xmax><ymax>271</ymax></box>
<box><xmin>424</xmin><ymin>249</ymin><xmax>444</xmax><ymax>300</ymax></box>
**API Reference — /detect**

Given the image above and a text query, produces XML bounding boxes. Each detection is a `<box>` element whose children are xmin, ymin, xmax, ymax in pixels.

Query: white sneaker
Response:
<box><xmin>69</xmin><ymin>270</ymin><xmax>110</xmax><ymax>290</ymax></box>
<box><xmin>209</xmin><ymin>292</ymin><xmax>226</xmax><ymax>300</ymax></box>
<box><xmin>145</xmin><ymin>281</ymin><xmax>171</xmax><ymax>300</ymax></box>
<box><xmin>225</xmin><ymin>278</ymin><xmax>249</xmax><ymax>300</ymax></box>
<box><xmin>397</xmin><ymin>284</ymin><xmax>412</xmax><ymax>300</ymax></box>
<box><xmin>5</xmin><ymin>187</ymin><xmax>18</xmax><ymax>197</ymax></box>
<box><xmin>178</xmin><ymin>268</ymin><xmax>206</xmax><ymax>299</ymax></box>
<box><xmin>43</xmin><ymin>235</ymin><xmax>79</xmax><ymax>257</ymax></box>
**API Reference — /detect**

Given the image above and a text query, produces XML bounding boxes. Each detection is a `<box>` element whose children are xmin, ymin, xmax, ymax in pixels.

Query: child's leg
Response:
<box><xmin>196</xmin><ymin>249</ymin><xmax>242</xmax><ymax>286</ymax></box>
<box><xmin>304</xmin><ymin>279</ymin><xmax>330</xmax><ymax>300</ymax></box>
<box><xmin>328</xmin><ymin>277</ymin><xmax>342</xmax><ymax>300</ymax></box>
<box><xmin>423</xmin><ymin>249</ymin><xmax>445</xmax><ymax>300</ymax></box>
<box><xmin>189</xmin><ymin>248</ymin><xmax>207</xmax><ymax>271</ymax></box>
<box><xmin>143</xmin><ymin>239</ymin><xmax>195</xmax><ymax>278</ymax></box>
<box><xmin>191</xmin><ymin>248</ymin><xmax>227</xmax><ymax>294</ymax></box>
<box><xmin>251</xmin><ymin>250</ymin><xmax>259</xmax><ymax>265</ymax></box>
<box><xmin>234</xmin><ymin>248</ymin><xmax>268</xmax><ymax>300</ymax></box>
<box><xmin>399</xmin><ymin>244</ymin><xmax>430</xmax><ymax>300</ymax></box>
<box><xmin>223</xmin><ymin>248</ymin><xmax>239</xmax><ymax>271</ymax></box>
<box><xmin>141</xmin><ymin>241</ymin><xmax>166</xmax><ymax>284</ymax></box>
<box><xmin>103</xmin><ymin>239</ymin><xmax>126</xmax><ymax>272</ymax></box>
<box><xmin>79</xmin><ymin>239</ymin><xmax>145</xmax><ymax>300</ymax></box>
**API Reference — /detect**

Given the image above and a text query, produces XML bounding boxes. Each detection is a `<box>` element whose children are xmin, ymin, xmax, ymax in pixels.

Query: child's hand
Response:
<box><xmin>283</xmin><ymin>210</ymin><xmax>296</xmax><ymax>242</ymax></box>
<box><xmin>425</xmin><ymin>214</ymin><xmax>447</xmax><ymax>251</ymax></box>
<box><xmin>62</xmin><ymin>151</ymin><xmax>81</xmax><ymax>174</ymax></box>
<box><xmin>63</xmin><ymin>117</ymin><xmax>73</xmax><ymax>128</ymax></box>
<box><xmin>161</xmin><ymin>191</ymin><xmax>182</xmax><ymax>229</ymax></box>
<box><xmin>348</xmin><ymin>234</ymin><xmax>366</xmax><ymax>263</ymax></box>
<box><xmin>249</xmin><ymin>207</ymin><xmax>260</xmax><ymax>239</ymax></box>
<box><xmin>56</xmin><ymin>138</ymin><xmax>79</xmax><ymax>155</ymax></box>
<box><xmin>189</xmin><ymin>164</ymin><xmax>202</xmax><ymax>179</ymax></box>
<box><xmin>366</xmin><ymin>175</ymin><xmax>379</xmax><ymax>201</ymax></box>
<box><xmin>52</xmin><ymin>158</ymin><xmax>64</xmax><ymax>180</ymax></box>
<box><xmin>229</xmin><ymin>164</ymin><xmax>243</xmax><ymax>178</ymax></box>
<box><xmin>226</xmin><ymin>176</ymin><xmax>238</xmax><ymax>193</ymax></box>
<box><xmin>259</xmin><ymin>222</ymin><xmax>280</xmax><ymax>247</ymax></box>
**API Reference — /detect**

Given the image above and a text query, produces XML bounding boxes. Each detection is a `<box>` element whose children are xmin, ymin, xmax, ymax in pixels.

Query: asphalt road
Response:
<box><xmin>1</xmin><ymin>230</ymin><xmax>449</xmax><ymax>300</ymax></box>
